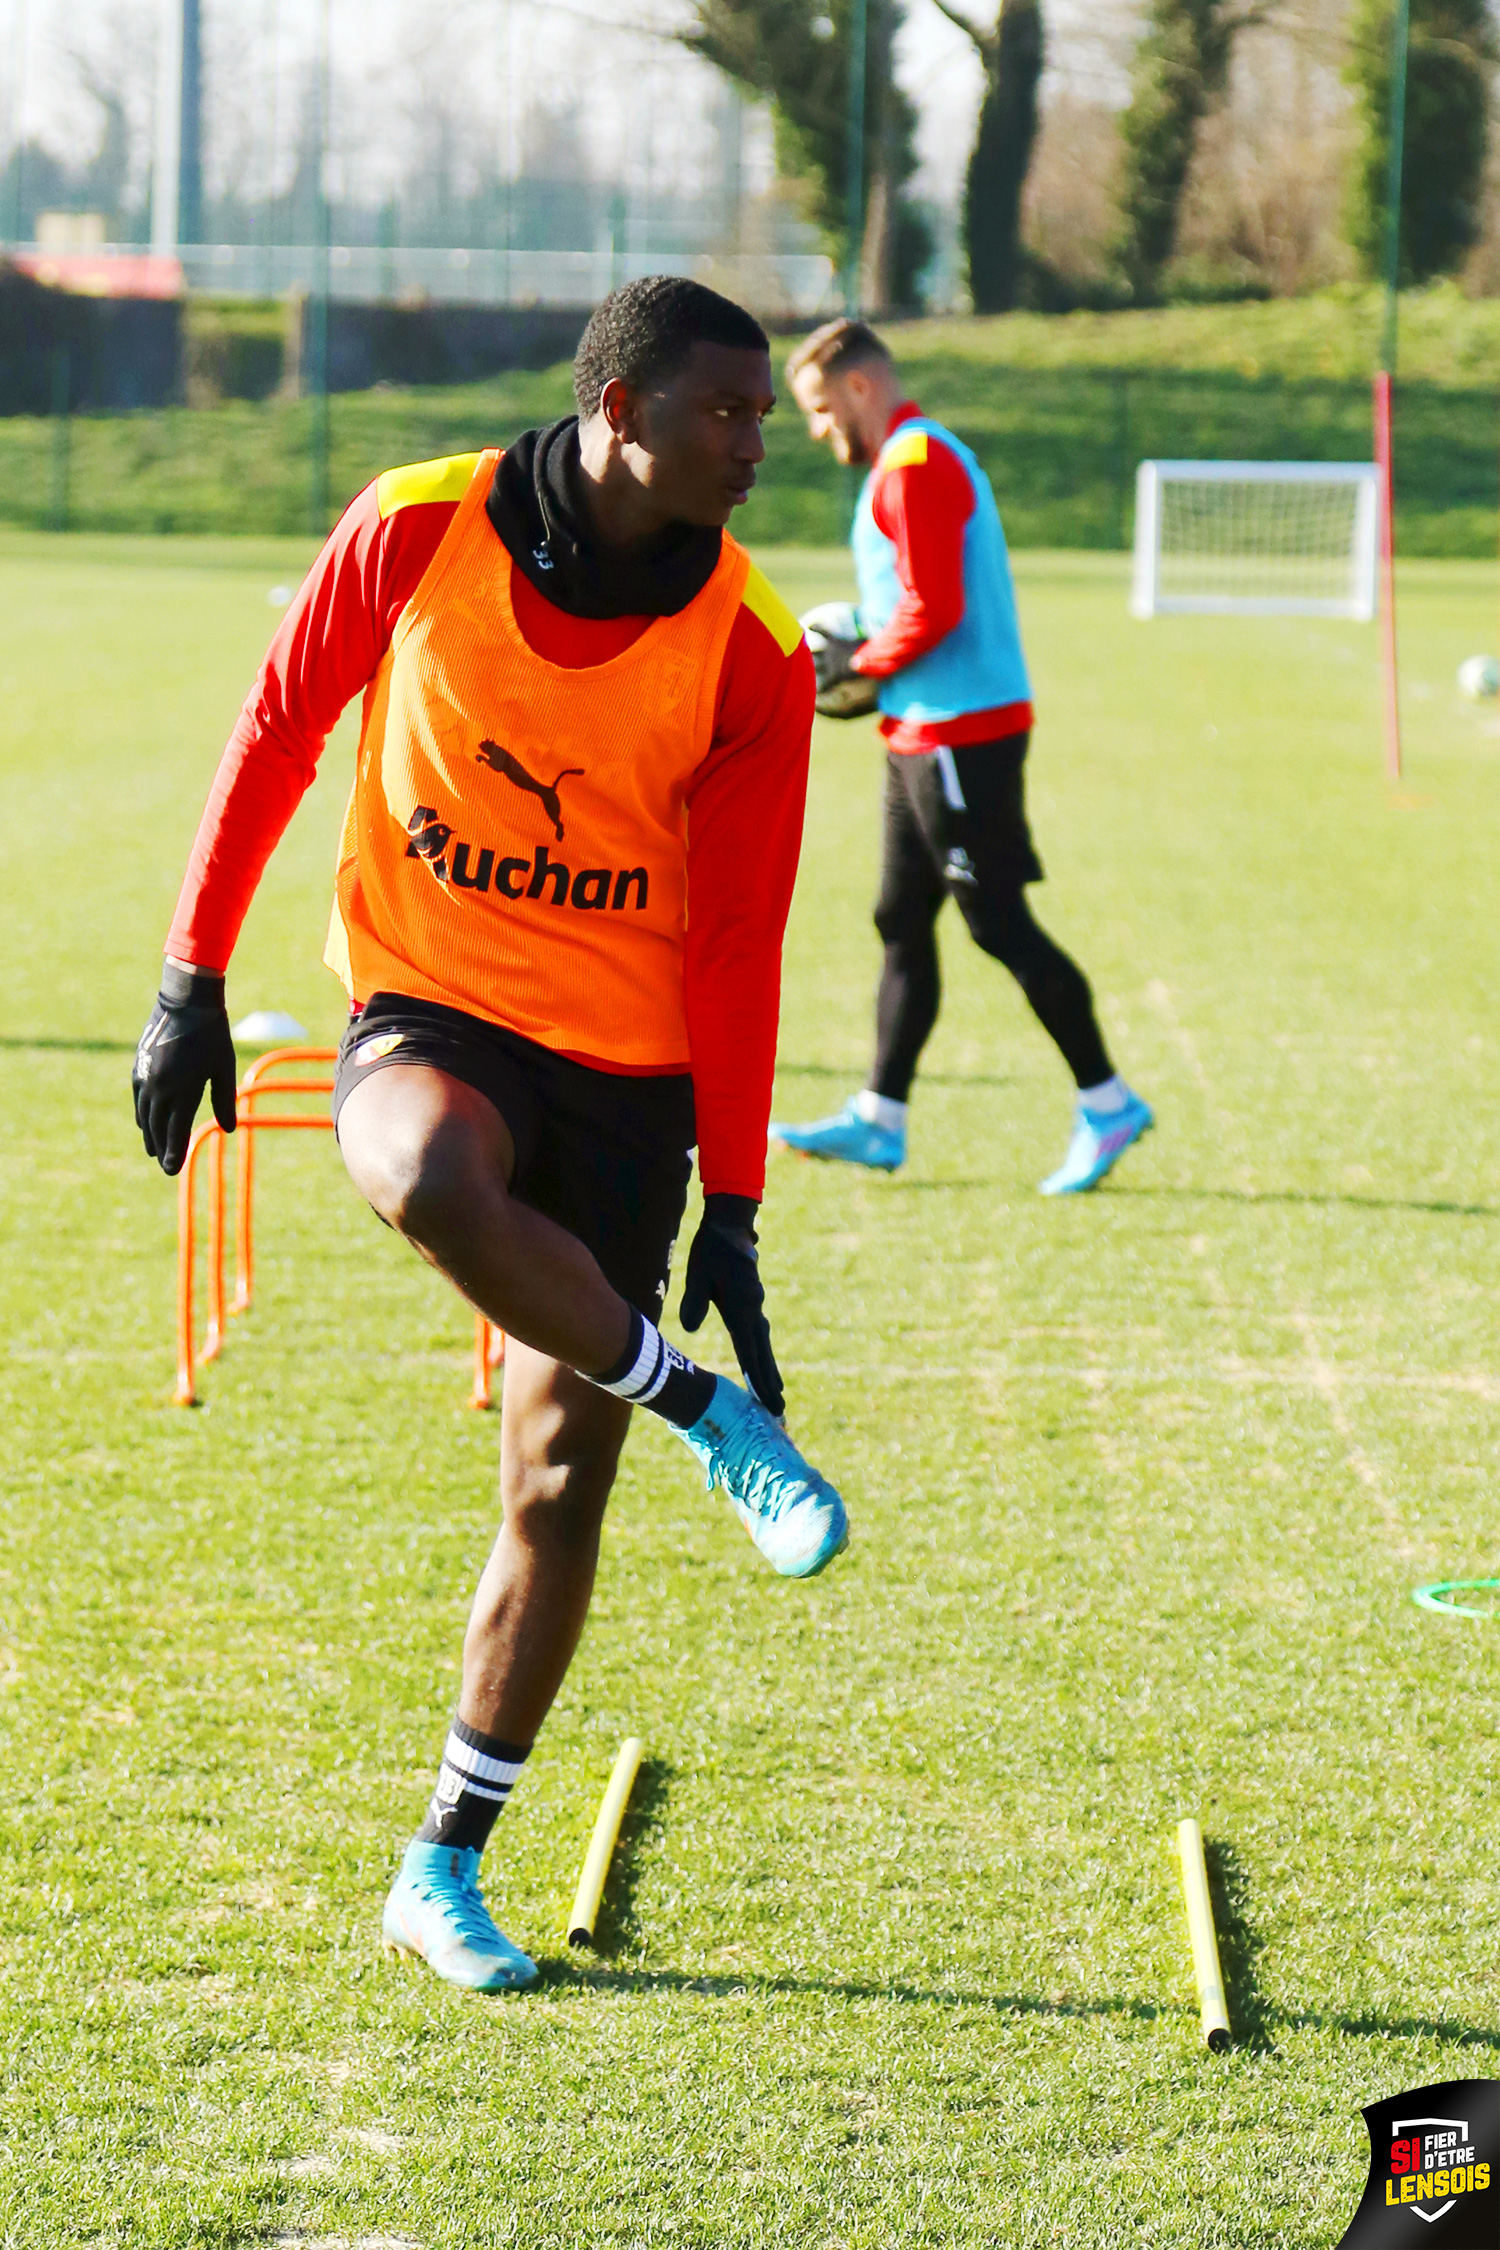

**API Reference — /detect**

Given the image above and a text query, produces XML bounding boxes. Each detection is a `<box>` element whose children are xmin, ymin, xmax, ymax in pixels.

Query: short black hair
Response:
<box><xmin>572</xmin><ymin>276</ymin><xmax>769</xmax><ymax>419</ymax></box>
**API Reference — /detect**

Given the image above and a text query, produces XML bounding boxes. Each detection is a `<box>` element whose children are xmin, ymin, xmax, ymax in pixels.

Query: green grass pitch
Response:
<box><xmin>3</xmin><ymin>529</ymin><xmax>1500</xmax><ymax>2246</ymax></box>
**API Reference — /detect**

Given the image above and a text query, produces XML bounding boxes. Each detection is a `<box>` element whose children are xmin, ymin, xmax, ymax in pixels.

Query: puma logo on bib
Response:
<box><xmin>475</xmin><ymin>740</ymin><xmax>584</xmax><ymax>841</ymax></box>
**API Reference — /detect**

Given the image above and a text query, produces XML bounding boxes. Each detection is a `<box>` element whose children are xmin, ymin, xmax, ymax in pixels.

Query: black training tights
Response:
<box><xmin>869</xmin><ymin>742</ymin><xmax>1113</xmax><ymax>1104</ymax></box>
<box><xmin>873</xmin><ymin>888</ymin><xmax>1111</xmax><ymax>1102</ymax></box>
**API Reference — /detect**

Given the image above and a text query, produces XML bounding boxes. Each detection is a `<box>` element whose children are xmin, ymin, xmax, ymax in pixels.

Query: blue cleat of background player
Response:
<box><xmin>769</xmin><ymin>1098</ymin><xmax>906</xmax><ymax>1173</ymax></box>
<box><xmin>1040</xmin><ymin>1088</ymin><xmax>1154</xmax><ymax>1195</ymax></box>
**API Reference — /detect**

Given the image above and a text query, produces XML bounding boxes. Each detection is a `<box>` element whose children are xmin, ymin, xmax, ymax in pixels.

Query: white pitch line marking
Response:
<box><xmin>1289</xmin><ymin>1308</ymin><xmax>1416</xmax><ymax>1555</ymax></box>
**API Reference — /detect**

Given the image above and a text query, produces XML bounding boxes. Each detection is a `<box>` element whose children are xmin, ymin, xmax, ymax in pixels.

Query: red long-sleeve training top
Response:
<box><xmin>166</xmin><ymin>471</ymin><xmax>814</xmax><ymax>1200</ymax></box>
<box><xmin>850</xmin><ymin>401</ymin><xmax>1032</xmax><ymax>753</ymax></box>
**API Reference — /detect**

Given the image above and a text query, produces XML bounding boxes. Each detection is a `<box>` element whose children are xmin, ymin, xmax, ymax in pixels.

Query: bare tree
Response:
<box><xmin>1173</xmin><ymin>19</ymin><xmax>1354</xmax><ymax>293</ymax></box>
<box><xmin>62</xmin><ymin>0</ymin><xmax>156</xmax><ymax>235</ymax></box>
<box><xmin>1021</xmin><ymin>92</ymin><xmax>1125</xmax><ymax>292</ymax></box>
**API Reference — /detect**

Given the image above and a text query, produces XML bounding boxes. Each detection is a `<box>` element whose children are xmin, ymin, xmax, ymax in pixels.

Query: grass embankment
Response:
<box><xmin>891</xmin><ymin>280</ymin><xmax>1500</xmax><ymax>382</ymax></box>
<box><xmin>3</xmin><ymin>534</ymin><xmax>1500</xmax><ymax>2243</ymax></box>
<box><xmin>0</xmin><ymin>283</ymin><xmax>1495</xmax><ymax>551</ymax></box>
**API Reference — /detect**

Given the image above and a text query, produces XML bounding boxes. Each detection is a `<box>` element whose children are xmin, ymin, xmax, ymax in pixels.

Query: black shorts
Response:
<box><xmin>333</xmin><ymin>993</ymin><xmax>695</xmax><ymax>1317</ymax></box>
<box><xmin>879</xmin><ymin>734</ymin><xmax>1044</xmax><ymax>910</ymax></box>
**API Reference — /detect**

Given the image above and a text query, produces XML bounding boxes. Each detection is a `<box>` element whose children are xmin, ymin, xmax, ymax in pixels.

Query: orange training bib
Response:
<box><xmin>324</xmin><ymin>451</ymin><xmax>751</xmax><ymax>1070</ymax></box>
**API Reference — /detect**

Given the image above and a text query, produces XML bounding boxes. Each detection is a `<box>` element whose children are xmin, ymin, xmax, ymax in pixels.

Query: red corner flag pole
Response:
<box><xmin>1373</xmin><ymin>370</ymin><xmax>1402</xmax><ymax>783</ymax></box>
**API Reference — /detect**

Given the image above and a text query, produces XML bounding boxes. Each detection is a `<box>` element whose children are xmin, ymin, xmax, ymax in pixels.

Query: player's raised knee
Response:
<box><xmin>341</xmin><ymin>1099</ymin><xmax>503</xmax><ymax>1249</ymax></box>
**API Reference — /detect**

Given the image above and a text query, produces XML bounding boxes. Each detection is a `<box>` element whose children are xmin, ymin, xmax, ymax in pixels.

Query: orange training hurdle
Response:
<box><xmin>175</xmin><ymin>1045</ymin><xmax>503</xmax><ymax>1409</ymax></box>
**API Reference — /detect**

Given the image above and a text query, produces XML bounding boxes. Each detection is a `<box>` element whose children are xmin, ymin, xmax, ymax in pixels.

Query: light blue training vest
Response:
<box><xmin>852</xmin><ymin>416</ymin><xmax>1031</xmax><ymax>729</ymax></box>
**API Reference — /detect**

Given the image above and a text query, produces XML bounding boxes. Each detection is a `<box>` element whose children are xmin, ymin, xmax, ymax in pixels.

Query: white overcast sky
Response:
<box><xmin>3</xmin><ymin>0</ymin><xmax>1136</xmax><ymax>216</ymax></box>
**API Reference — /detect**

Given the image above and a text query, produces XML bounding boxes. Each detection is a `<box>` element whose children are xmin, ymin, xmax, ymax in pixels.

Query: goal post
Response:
<box><xmin>1131</xmin><ymin>460</ymin><xmax>1380</xmax><ymax>622</ymax></box>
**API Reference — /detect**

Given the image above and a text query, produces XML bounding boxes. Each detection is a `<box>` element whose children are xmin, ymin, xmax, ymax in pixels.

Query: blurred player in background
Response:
<box><xmin>774</xmin><ymin>317</ymin><xmax>1152</xmax><ymax>1195</ymax></box>
<box><xmin>131</xmin><ymin>278</ymin><xmax>847</xmax><ymax>1996</ymax></box>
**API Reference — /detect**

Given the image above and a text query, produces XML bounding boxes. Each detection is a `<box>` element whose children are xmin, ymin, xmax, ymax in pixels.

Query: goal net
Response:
<box><xmin>1131</xmin><ymin>461</ymin><xmax>1380</xmax><ymax>620</ymax></box>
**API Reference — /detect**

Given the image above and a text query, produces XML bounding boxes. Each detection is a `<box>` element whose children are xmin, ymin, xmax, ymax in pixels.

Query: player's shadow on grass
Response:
<box><xmin>883</xmin><ymin>1176</ymin><xmax>996</xmax><ymax>1192</ymax></box>
<box><xmin>544</xmin><ymin>1961</ymin><xmax>1176</xmax><ymax>2026</ymax></box>
<box><xmin>539</xmin><ymin>1964</ymin><xmax>1500</xmax><ymax>2055</ymax></box>
<box><xmin>777</xmin><ymin>1061</ymin><xmax>1014</xmax><ymax>1091</ymax></box>
<box><xmin>1111</xmin><ymin>1183</ymin><xmax>1500</xmax><ymax>1221</ymax></box>
<box><xmin>576</xmin><ymin>1755</ymin><xmax>672</xmax><ymax>1960</ymax></box>
<box><xmin>0</xmin><ymin>1035</ymin><xmax>138</xmax><ymax>1053</ymax></box>
<box><xmin>1284</xmin><ymin>2008</ymin><xmax>1500</xmax><ymax>2052</ymax></box>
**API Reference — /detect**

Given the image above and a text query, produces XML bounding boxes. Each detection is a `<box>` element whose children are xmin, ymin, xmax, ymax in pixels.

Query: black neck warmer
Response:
<box><xmin>486</xmin><ymin>416</ymin><xmax>723</xmax><ymax>621</ymax></box>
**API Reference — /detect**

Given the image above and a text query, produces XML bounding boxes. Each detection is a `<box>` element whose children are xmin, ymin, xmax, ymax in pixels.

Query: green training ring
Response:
<box><xmin>1413</xmin><ymin>1579</ymin><xmax>1500</xmax><ymax>1620</ymax></box>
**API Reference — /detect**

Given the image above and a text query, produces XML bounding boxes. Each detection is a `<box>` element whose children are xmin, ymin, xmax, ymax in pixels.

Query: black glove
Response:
<box><xmin>809</xmin><ymin>631</ymin><xmax>859</xmax><ymax>697</ymax></box>
<box><xmin>132</xmin><ymin>962</ymin><xmax>238</xmax><ymax>1176</ymax></box>
<box><xmin>679</xmin><ymin>1193</ymin><xmax>784</xmax><ymax>1417</ymax></box>
<box><xmin>800</xmin><ymin>602</ymin><xmax>879</xmax><ymax>720</ymax></box>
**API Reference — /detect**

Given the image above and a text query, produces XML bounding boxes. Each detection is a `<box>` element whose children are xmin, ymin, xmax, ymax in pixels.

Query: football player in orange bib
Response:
<box><xmin>131</xmin><ymin>279</ymin><xmax>848</xmax><ymax>1993</ymax></box>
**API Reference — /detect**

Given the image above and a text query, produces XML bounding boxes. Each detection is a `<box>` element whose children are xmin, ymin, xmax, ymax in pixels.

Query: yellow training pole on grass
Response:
<box><xmin>1175</xmin><ymin>1817</ymin><xmax>1231</xmax><ymax>2052</ymax></box>
<box><xmin>568</xmin><ymin>1737</ymin><xmax>644</xmax><ymax>1947</ymax></box>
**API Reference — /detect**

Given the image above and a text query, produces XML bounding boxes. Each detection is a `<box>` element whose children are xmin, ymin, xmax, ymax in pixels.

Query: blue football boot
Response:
<box><xmin>382</xmin><ymin>1840</ymin><xmax>539</xmax><ymax>1992</ymax></box>
<box><xmin>1041</xmin><ymin>1090</ymin><xmax>1154</xmax><ymax>1195</ymax></box>
<box><xmin>673</xmin><ymin>1374</ymin><xmax>849</xmax><ymax>1578</ymax></box>
<box><xmin>770</xmin><ymin>1099</ymin><xmax>905</xmax><ymax>1172</ymax></box>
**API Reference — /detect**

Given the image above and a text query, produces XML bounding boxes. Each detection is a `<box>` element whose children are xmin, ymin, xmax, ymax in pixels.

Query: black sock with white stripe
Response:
<box><xmin>586</xmin><ymin>1306</ymin><xmax>717</xmax><ymax>1428</ymax></box>
<box><xmin>416</xmin><ymin>1718</ymin><xmax>530</xmax><ymax>1853</ymax></box>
